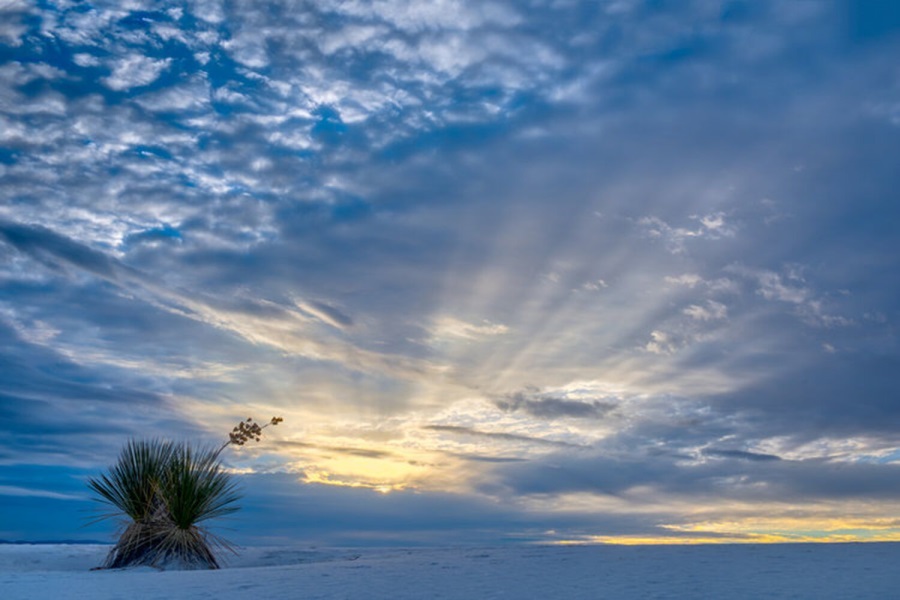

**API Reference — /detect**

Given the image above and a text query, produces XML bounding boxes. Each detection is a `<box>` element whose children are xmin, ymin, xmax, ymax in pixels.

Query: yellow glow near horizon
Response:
<box><xmin>284</xmin><ymin>440</ymin><xmax>447</xmax><ymax>494</ymax></box>
<box><xmin>552</xmin><ymin>531</ymin><xmax>900</xmax><ymax>545</ymax></box>
<box><xmin>550</xmin><ymin>516</ymin><xmax>900</xmax><ymax>546</ymax></box>
<box><xmin>301</xmin><ymin>467</ymin><xmax>409</xmax><ymax>494</ymax></box>
<box><xmin>550</xmin><ymin>535</ymin><xmax>787</xmax><ymax>546</ymax></box>
<box><xmin>662</xmin><ymin>516</ymin><xmax>900</xmax><ymax>536</ymax></box>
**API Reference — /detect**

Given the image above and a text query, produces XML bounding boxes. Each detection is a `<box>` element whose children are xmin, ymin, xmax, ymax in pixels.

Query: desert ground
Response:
<box><xmin>2</xmin><ymin>542</ymin><xmax>899</xmax><ymax>599</ymax></box>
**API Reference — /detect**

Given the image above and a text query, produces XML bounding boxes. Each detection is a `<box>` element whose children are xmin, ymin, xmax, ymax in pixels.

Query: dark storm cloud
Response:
<box><xmin>448</xmin><ymin>453</ymin><xmax>527</xmax><ymax>464</ymax></box>
<box><xmin>0</xmin><ymin>220</ymin><xmax>119</xmax><ymax>279</ymax></box>
<box><xmin>281</xmin><ymin>440</ymin><xmax>397</xmax><ymax>460</ymax></box>
<box><xmin>228</xmin><ymin>472</ymin><xmax>668</xmax><ymax>546</ymax></box>
<box><xmin>497</xmin><ymin>388</ymin><xmax>618</xmax><ymax>420</ymax></box>
<box><xmin>702</xmin><ymin>449</ymin><xmax>781</xmax><ymax>462</ymax></box>
<box><xmin>0</xmin><ymin>319</ymin><xmax>201</xmax><ymax>468</ymax></box>
<box><xmin>696</xmin><ymin>346</ymin><xmax>900</xmax><ymax>446</ymax></box>
<box><xmin>491</xmin><ymin>447</ymin><xmax>900</xmax><ymax>504</ymax></box>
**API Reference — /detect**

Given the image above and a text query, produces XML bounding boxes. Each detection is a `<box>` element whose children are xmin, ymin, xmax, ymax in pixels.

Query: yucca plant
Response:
<box><xmin>89</xmin><ymin>417</ymin><xmax>282</xmax><ymax>570</ymax></box>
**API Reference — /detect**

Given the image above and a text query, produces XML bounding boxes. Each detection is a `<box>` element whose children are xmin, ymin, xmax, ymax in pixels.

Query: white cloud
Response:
<box><xmin>664</xmin><ymin>273</ymin><xmax>703</xmax><ymax>288</ymax></box>
<box><xmin>698</xmin><ymin>212</ymin><xmax>729</xmax><ymax>233</ymax></box>
<box><xmin>645</xmin><ymin>330</ymin><xmax>676</xmax><ymax>355</ymax></box>
<box><xmin>707</xmin><ymin>278</ymin><xmax>740</xmax><ymax>294</ymax></box>
<box><xmin>134</xmin><ymin>77</ymin><xmax>210</xmax><ymax>112</ymax></box>
<box><xmin>152</xmin><ymin>22</ymin><xmax>190</xmax><ymax>44</ymax></box>
<box><xmin>638</xmin><ymin>217</ymin><xmax>698</xmax><ymax>254</ymax></box>
<box><xmin>754</xmin><ymin>270</ymin><xmax>808</xmax><ymax>304</ymax></box>
<box><xmin>0</xmin><ymin>116</ymin><xmax>26</xmax><ymax>142</ymax></box>
<box><xmin>318</xmin><ymin>24</ymin><xmax>390</xmax><ymax>55</ymax></box>
<box><xmin>640</xmin><ymin>213</ymin><xmax>735</xmax><ymax>254</ymax></box>
<box><xmin>0</xmin><ymin>0</ymin><xmax>29</xmax><ymax>46</ymax></box>
<box><xmin>189</xmin><ymin>0</ymin><xmax>225</xmax><ymax>24</ymax></box>
<box><xmin>0</xmin><ymin>485</ymin><xmax>84</xmax><ymax>501</ymax></box>
<box><xmin>29</xmin><ymin>63</ymin><xmax>66</xmax><ymax>80</ymax></box>
<box><xmin>321</xmin><ymin>0</ymin><xmax>521</xmax><ymax>33</ymax></box>
<box><xmin>0</xmin><ymin>304</ymin><xmax>61</xmax><ymax>345</ymax></box>
<box><xmin>683</xmin><ymin>301</ymin><xmax>728</xmax><ymax>322</ymax></box>
<box><xmin>664</xmin><ymin>274</ymin><xmax>738</xmax><ymax>295</ymax></box>
<box><xmin>103</xmin><ymin>55</ymin><xmax>172</xmax><ymax>90</ymax></box>
<box><xmin>222</xmin><ymin>33</ymin><xmax>269</xmax><ymax>69</ymax></box>
<box><xmin>294</xmin><ymin>299</ymin><xmax>352</xmax><ymax>331</ymax></box>
<box><xmin>580</xmin><ymin>279</ymin><xmax>608</xmax><ymax>292</ymax></box>
<box><xmin>430</xmin><ymin>316</ymin><xmax>510</xmax><ymax>341</ymax></box>
<box><xmin>729</xmin><ymin>266</ymin><xmax>853</xmax><ymax>328</ymax></box>
<box><xmin>73</xmin><ymin>53</ymin><xmax>101</xmax><ymax>67</ymax></box>
<box><xmin>51</xmin><ymin>6</ymin><xmax>124</xmax><ymax>47</ymax></box>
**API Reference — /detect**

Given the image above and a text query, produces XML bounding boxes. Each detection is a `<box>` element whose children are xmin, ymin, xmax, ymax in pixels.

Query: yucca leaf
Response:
<box><xmin>87</xmin><ymin>439</ymin><xmax>174</xmax><ymax>521</ymax></box>
<box><xmin>161</xmin><ymin>444</ymin><xmax>241</xmax><ymax>529</ymax></box>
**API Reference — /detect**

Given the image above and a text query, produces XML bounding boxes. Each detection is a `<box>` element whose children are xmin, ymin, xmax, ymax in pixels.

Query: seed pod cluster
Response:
<box><xmin>228</xmin><ymin>416</ymin><xmax>282</xmax><ymax>446</ymax></box>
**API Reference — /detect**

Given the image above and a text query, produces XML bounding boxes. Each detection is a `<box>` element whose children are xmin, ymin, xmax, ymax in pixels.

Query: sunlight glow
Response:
<box><xmin>301</xmin><ymin>467</ymin><xmax>408</xmax><ymax>494</ymax></box>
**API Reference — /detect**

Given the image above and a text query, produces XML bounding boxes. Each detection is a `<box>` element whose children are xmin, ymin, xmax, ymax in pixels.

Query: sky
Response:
<box><xmin>1</xmin><ymin>0</ymin><xmax>899</xmax><ymax>547</ymax></box>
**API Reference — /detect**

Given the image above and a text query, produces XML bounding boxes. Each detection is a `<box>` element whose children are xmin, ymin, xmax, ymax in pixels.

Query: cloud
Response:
<box><xmin>423</xmin><ymin>425</ymin><xmax>583</xmax><ymax>449</ymax></box>
<box><xmin>639</xmin><ymin>213</ymin><xmax>735</xmax><ymax>255</ymax></box>
<box><xmin>683</xmin><ymin>300</ymin><xmax>727</xmax><ymax>322</ymax></box>
<box><xmin>295</xmin><ymin>299</ymin><xmax>355</xmax><ymax>330</ymax></box>
<box><xmin>0</xmin><ymin>0</ymin><xmax>28</xmax><ymax>47</ymax></box>
<box><xmin>728</xmin><ymin>265</ymin><xmax>854</xmax><ymax>328</ymax></box>
<box><xmin>1</xmin><ymin>0</ymin><xmax>899</xmax><ymax>545</ymax></box>
<box><xmin>281</xmin><ymin>440</ymin><xmax>397</xmax><ymax>461</ymax></box>
<box><xmin>496</xmin><ymin>387</ymin><xmax>617</xmax><ymax>420</ymax></box>
<box><xmin>0</xmin><ymin>220</ymin><xmax>119</xmax><ymax>278</ymax></box>
<box><xmin>217</xmin><ymin>471</ymin><xmax>658</xmax><ymax>545</ymax></box>
<box><xmin>701</xmin><ymin>448</ymin><xmax>781</xmax><ymax>462</ymax></box>
<box><xmin>320</xmin><ymin>0</ymin><xmax>522</xmax><ymax>33</ymax></box>
<box><xmin>428</xmin><ymin>316</ymin><xmax>509</xmax><ymax>341</ymax></box>
<box><xmin>664</xmin><ymin>274</ymin><xmax>703</xmax><ymax>288</ymax></box>
<box><xmin>0</xmin><ymin>321</ymin><xmax>193</xmax><ymax>468</ymax></box>
<box><xmin>645</xmin><ymin>330</ymin><xmax>677</xmax><ymax>355</ymax></box>
<box><xmin>491</xmin><ymin>445</ymin><xmax>900</xmax><ymax>505</ymax></box>
<box><xmin>754</xmin><ymin>268</ymin><xmax>809</xmax><ymax>304</ymax></box>
<box><xmin>103</xmin><ymin>55</ymin><xmax>172</xmax><ymax>91</ymax></box>
<box><xmin>0</xmin><ymin>485</ymin><xmax>84</xmax><ymax>501</ymax></box>
<box><xmin>0</xmin><ymin>219</ymin><xmax>442</xmax><ymax>384</ymax></box>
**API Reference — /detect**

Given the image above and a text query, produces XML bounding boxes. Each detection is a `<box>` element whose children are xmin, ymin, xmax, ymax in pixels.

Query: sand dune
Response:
<box><xmin>2</xmin><ymin>543</ymin><xmax>899</xmax><ymax>599</ymax></box>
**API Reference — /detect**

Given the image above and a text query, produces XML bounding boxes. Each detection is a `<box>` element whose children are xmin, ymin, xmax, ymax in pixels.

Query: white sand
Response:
<box><xmin>2</xmin><ymin>543</ymin><xmax>898</xmax><ymax>599</ymax></box>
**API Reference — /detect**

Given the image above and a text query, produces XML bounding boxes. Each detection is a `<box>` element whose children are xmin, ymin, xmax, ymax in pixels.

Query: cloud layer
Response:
<box><xmin>1</xmin><ymin>0</ymin><xmax>900</xmax><ymax>544</ymax></box>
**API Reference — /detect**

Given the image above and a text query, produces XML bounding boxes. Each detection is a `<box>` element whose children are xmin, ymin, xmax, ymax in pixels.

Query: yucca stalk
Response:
<box><xmin>89</xmin><ymin>417</ymin><xmax>281</xmax><ymax>570</ymax></box>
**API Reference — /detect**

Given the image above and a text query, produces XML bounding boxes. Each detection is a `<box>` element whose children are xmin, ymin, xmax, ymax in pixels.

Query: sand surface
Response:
<box><xmin>2</xmin><ymin>542</ymin><xmax>898</xmax><ymax>599</ymax></box>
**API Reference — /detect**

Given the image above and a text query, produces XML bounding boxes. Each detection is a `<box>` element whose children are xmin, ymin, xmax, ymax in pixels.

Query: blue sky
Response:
<box><xmin>1</xmin><ymin>0</ymin><xmax>899</xmax><ymax>545</ymax></box>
